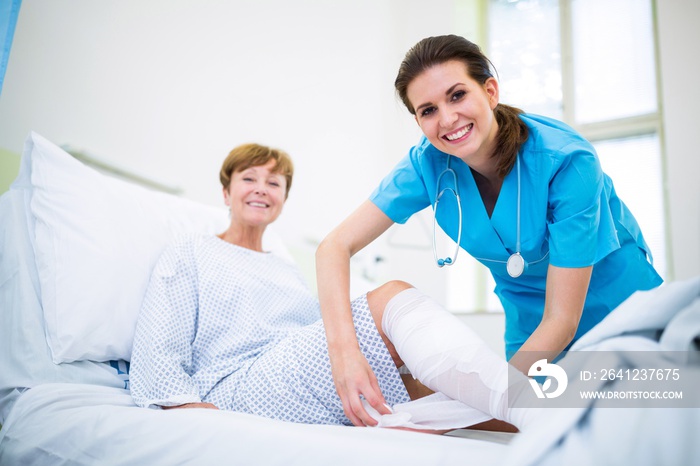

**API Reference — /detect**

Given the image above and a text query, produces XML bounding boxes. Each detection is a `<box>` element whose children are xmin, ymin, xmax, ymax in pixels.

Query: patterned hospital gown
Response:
<box><xmin>130</xmin><ymin>234</ymin><xmax>409</xmax><ymax>425</ymax></box>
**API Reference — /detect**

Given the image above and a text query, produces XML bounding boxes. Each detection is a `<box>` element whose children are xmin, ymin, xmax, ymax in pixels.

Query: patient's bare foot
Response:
<box><xmin>467</xmin><ymin>418</ymin><xmax>519</xmax><ymax>433</ymax></box>
<box><xmin>389</xmin><ymin>426</ymin><xmax>452</xmax><ymax>435</ymax></box>
<box><xmin>161</xmin><ymin>402</ymin><xmax>219</xmax><ymax>410</ymax></box>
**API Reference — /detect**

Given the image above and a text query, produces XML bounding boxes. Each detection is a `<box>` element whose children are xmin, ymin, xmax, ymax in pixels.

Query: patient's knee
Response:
<box><xmin>366</xmin><ymin>281</ymin><xmax>414</xmax><ymax>360</ymax></box>
<box><xmin>367</xmin><ymin>280</ymin><xmax>413</xmax><ymax>348</ymax></box>
<box><xmin>372</xmin><ymin>280</ymin><xmax>414</xmax><ymax>299</ymax></box>
<box><xmin>367</xmin><ymin>280</ymin><xmax>413</xmax><ymax>317</ymax></box>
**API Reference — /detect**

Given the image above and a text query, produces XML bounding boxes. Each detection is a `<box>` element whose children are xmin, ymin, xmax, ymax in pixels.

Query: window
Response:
<box><xmin>447</xmin><ymin>0</ymin><xmax>666</xmax><ymax>313</ymax></box>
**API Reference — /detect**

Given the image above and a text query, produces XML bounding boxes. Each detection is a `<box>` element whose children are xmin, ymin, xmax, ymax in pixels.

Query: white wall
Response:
<box><xmin>0</xmin><ymin>0</ymin><xmax>464</xmax><ymax>292</ymax></box>
<box><xmin>656</xmin><ymin>0</ymin><xmax>700</xmax><ymax>282</ymax></box>
<box><xmin>0</xmin><ymin>0</ymin><xmax>406</xmax><ymax>232</ymax></box>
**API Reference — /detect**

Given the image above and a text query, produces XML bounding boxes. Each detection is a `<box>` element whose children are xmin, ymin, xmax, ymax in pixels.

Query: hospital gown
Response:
<box><xmin>130</xmin><ymin>234</ymin><xmax>409</xmax><ymax>425</ymax></box>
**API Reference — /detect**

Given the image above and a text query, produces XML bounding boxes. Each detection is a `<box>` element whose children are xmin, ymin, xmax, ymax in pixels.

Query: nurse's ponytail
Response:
<box><xmin>493</xmin><ymin>104</ymin><xmax>528</xmax><ymax>178</ymax></box>
<box><xmin>395</xmin><ymin>34</ymin><xmax>528</xmax><ymax>178</ymax></box>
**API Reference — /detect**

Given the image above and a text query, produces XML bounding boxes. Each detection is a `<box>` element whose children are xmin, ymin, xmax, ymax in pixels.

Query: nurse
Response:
<box><xmin>315</xmin><ymin>35</ymin><xmax>663</xmax><ymax>425</ymax></box>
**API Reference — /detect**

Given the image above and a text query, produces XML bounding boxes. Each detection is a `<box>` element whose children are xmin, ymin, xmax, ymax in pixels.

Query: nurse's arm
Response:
<box><xmin>509</xmin><ymin>264</ymin><xmax>592</xmax><ymax>374</ymax></box>
<box><xmin>316</xmin><ymin>200</ymin><xmax>395</xmax><ymax>426</ymax></box>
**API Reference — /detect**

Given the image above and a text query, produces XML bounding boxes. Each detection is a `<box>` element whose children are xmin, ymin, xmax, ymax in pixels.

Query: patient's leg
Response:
<box><xmin>375</xmin><ymin>286</ymin><xmax>536</xmax><ymax>431</ymax></box>
<box><xmin>367</xmin><ymin>281</ymin><xmax>501</xmax><ymax>406</ymax></box>
<box><xmin>366</xmin><ymin>281</ymin><xmax>431</xmax><ymax>401</ymax></box>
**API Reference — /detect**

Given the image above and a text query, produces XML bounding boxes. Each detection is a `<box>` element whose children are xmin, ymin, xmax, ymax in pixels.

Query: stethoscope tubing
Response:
<box><xmin>432</xmin><ymin>154</ymin><xmax>527</xmax><ymax>278</ymax></box>
<box><xmin>432</xmin><ymin>157</ymin><xmax>462</xmax><ymax>267</ymax></box>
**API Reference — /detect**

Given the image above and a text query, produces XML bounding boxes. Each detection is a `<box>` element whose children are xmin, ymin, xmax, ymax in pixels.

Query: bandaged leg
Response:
<box><xmin>382</xmin><ymin>288</ymin><xmax>537</xmax><ymax>430</ymax></box>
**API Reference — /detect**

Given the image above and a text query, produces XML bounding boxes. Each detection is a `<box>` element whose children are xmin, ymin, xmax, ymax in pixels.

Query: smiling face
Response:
<box><xmin>407</xmin><ymin>60</ymin><xmax>500</xmax><ymax>170</ymax></box>
<box><xmin>224</xmin><ymin>159</ymin><xmax>287</xmax><ymax>229</ymax></box>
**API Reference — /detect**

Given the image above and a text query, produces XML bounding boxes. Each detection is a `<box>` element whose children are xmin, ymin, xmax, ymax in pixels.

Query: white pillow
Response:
<box><xmin>22</xmin><ymin>131</ymin><xmax>290</xmax><ymax>363</ymax></box>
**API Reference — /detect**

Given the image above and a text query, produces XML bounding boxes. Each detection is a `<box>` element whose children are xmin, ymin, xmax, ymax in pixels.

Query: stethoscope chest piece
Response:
<box><xmin>506</xmin><ymin>252</ymin><xmax>526</xmax><ymax>278</ymax></box>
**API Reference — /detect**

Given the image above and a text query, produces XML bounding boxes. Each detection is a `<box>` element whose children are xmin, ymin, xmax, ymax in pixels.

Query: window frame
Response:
<box><xmin>448</xmin><ymin>0</ymin><xmax>672</xmax><ymax>313</ymax></box>
<box><xmin>557</xmin><ymin>0</ymin><xmax>672</xmax><ymax>278</ymax></box>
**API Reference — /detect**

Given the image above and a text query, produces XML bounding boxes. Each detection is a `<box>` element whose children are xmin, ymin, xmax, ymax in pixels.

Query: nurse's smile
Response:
<box><xmin>444</xmin><ymin>123</ymin><xmax>474</xmax><ymax>142</ymax></box>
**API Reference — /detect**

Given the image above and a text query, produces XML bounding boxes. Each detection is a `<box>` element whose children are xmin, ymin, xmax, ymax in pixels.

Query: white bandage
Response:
<box><xmin>382</xmin><ymin>288</ymin><xmax>536</xmax><ymax>430</ymax></box>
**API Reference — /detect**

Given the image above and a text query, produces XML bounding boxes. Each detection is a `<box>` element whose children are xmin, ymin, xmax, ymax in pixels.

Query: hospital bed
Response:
<box><xmin>0</xmin><ymin>132</ymin><xmax>698</xmax><ymax>465</ymax></box>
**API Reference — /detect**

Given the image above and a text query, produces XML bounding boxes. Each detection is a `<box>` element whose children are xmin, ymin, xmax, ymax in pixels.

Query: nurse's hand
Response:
<box><xmin>511</xmin><ymin>265</ymin><xmax>592</xmax><ymax>374</ymax></box>
<box><xmin>331</xmin><ymin>348</ymin><xmax>391</xmax><ymax>426</ymax></box>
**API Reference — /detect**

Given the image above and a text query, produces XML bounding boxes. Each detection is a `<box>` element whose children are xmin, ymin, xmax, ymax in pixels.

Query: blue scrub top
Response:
<box><xmin>370</xmin><ymin>114</ymin><xmax>663</xmax><ymax>359</ymax></box>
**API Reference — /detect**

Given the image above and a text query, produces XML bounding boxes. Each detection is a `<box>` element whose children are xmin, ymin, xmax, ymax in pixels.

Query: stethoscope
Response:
<box><xmin>432</xmin><ymin>154</ymin><xmax>528</xmax><ymax>278</ymax></box>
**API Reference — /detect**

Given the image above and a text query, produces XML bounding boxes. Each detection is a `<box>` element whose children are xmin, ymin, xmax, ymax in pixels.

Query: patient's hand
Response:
<box><xmin>161</xmin><ymin>402</ymin><xmax>219</xmax><ymax>410</ymax></box>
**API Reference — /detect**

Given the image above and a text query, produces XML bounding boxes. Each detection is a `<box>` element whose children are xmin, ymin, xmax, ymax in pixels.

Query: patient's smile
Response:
<box><xmin>248</xmin><ymin>201</ymin><xmax>269</xmax><ymax>208</ymax></box>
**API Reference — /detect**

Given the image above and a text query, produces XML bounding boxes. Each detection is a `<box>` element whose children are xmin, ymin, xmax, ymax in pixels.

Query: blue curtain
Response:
<box><xmin>0</xmin><ymin>0</ymin><xmax>22</xmax><ymax>97</ymax></box>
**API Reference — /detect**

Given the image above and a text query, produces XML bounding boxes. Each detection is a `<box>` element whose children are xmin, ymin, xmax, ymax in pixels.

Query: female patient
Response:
<box><xmin>130</xmin><ymin>143</ymin><xmax>532</xmax><ymax>430</ymax></box>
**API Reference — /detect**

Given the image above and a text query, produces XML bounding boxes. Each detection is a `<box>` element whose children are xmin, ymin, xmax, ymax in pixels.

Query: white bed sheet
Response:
<box><xmin>502</xmin><ymin>278</ymin><xmax>700</xmax><ymax>466</ymax></box>
<box><xmin>0</xmin><ymin>383</ymin><xmax>508</xmax><ymax>466</ymax></box>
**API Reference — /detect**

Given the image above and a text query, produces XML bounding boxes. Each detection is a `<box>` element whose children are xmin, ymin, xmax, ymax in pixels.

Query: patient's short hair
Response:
<box><xmin>219</xmin><ymin>143</ymin><xmax>294</xmax><ymax>198</ymax></box>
